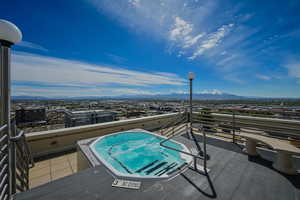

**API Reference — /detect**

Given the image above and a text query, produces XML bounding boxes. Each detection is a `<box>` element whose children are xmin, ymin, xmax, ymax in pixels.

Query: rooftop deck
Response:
<box><xmin>28</xmin><ymin>151</ymin><xmax>77</xmax><ymax>189</ymax></box>
<box><xmin>17</xmin><ymin>134</ymin><xmax>300</xmax><ymax>200</ymax></box>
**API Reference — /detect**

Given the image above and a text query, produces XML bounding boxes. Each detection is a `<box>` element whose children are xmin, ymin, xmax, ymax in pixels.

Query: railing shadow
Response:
<box><xmin>181</xmin><ymin>169</ymin><xmax>217</xmax><ymax>199</ymax></box>
<box><xmin>183</xmin><ymin>132</ymin><xmax>243</xmax><ymax>154</ymax></box>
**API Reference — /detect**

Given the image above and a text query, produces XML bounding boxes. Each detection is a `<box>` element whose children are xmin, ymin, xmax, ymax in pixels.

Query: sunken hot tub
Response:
<box><xmin>77</xmin><ymin>129</ymin><xmax>192</xmax><ymax>180</ymax></box>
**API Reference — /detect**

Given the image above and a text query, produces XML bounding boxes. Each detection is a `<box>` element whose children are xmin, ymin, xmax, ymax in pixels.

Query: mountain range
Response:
<box><xmin>12</xmin><ymin>92</ymin><xmax>251</xmax><ymax>100</ymax></box>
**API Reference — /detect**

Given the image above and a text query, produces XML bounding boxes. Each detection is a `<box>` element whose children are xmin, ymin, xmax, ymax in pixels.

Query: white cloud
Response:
<box><xmin>189</xmin><ymin>24</ymin><xmax>234</xmax><ymax>60</ymax></box>
<box><xmin>285</xmin><ymin>61</ymin><xmax>300</xmax><ymax>83</ymax></box>
<box><xmin>199</xmin><ymin>89</ymin><xmax>223</xmax><ymax>95</ymax></box>
<box><xmin>89</xmin><ymin>0</ymin><xmax>217</xmax><ymax>57</ymax></box>
<box><xmin>128</xmin><ymin>0</ymin><xmax>140</xmax><ymax>7</ymax></box>
<box><xmin>12</xmin><ymin>51</ymin><xmax>186</xmax><ymax>89</ymax></box>
<box><xmin>16</xmin><ymin>41</ymin><xmax>48</xmax><ymax>52</ymax></box>
<box><xmin>256</xmin><ymin>74</ymin><xmax>271</xmax><ymax>80</ymax></box>
<box><xmin>88</xmin><ymin>0</ymin><xmax>292</xmax><ymax>85</ymax></box>
<box><xmin>183</xmin><ymin>34</ymin><xmax>205</xmax><ymax>48</ymax></box>
<box><xmin>169</xmin><ymin>17</ymin><xmax>193</xmax><ymax>41</ymax></box>
<box><xmin>12</xmin><ymin>85</ymin><xmax>161</xmax><ymax>97</ymax></box>
<box><xmin>169</xmin><ymin>17</ymin><xmax>205</xmax><ymax>53</ymax></box>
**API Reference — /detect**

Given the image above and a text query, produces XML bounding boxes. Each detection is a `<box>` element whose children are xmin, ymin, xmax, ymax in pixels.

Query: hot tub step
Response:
<box><xmin>167</xmin><ymin>162</ymin><xmax>188</xmax><ymax>175</ymax></box>
<box><xmin>145</xmin><ymin>162</ymin><xmax>167</xmax><ymax>175</ymax></box>
<box><xmin>135</xmin><ymin>160</ymin><xmax>159</xmax><ymax>173</ymax></box>
<box><xmin>155</xmin><ymin>162</ymin><xmax>178</xmax><ymax>176</ymax></box>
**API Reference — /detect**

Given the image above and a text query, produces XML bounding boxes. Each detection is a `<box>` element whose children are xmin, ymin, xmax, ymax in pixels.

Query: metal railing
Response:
<box><xmin>192</xmin><ymin>108</ymin><xmax>300</xmax><ymax>144</ymax></box>
<box><xmin>159</xmin><ymin>111</ymin><xmax>210</xmax><ymax>174</ymax></box>
<box><xmin>0</xmin><ymin>119</ymin><xmax>34</xmax><ymax>200</ymax></box>
<box><xmin>0</xmin><ymin>124</ymin><xmax>9</xmax><ymax>200</ymax></box>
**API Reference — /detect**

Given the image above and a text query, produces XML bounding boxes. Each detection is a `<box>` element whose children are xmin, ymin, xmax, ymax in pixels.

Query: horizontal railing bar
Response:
<box><xmin>192</xmin><ymin>128</ymin><xmax>242</xmax><ymax>142</ymax></box>
<box><xmin>193</xmin><ymin>118</ymin><xmax>300</xmax><ymax>137</ymax></box>
<box><xmin>0</xmin><ymin>124</ymin><xmax>7</xmax><ymax>133</ymax></box>
<box><xmin>0</xmin><ymin>164</ymin><xmax>8</xmax><ymax>179</ymax></box>
<box><xmin>192</xmin><ymin>124</ymin><xmax>296</xmax><ymax>144</ymax></box>
<box><xmin>10</xmin><ymin>130</ymin><xmax>24</xmax><ymax>142</ymax></box>
<box><xmin>0</xmin><ymin>147</ymin><xmax>8</xmax><ymax>159</ymax></box>
<box><xmin>163</xmin><ymin>127</ymin><xmax>184</xmax><ymax>137</ymax></box>
<box><xmin>16</xmin><ymin>151</ymin><xmax>28</xmax><ymax>171</ymax></box>
<box><xmin>194</xmin><ymin>114</ymin><xmax>300</xmax><ymax>130</ymax></box>
<box><xmin>0</xmin><ymin>144</ymin><xmax>8</xmax><ymax>153</ymax></box>
<box><xmin>0</xmin><ymin>154</ymin><xmax>8</xmax><ymax>167</ymax></box>
<box><xmin>0</xmin><ymin>184</ymin><xmax>8</xmax><ymax>200</ymax></box>
<box><xmin>0</xmin><ymin>135</ymin><xmax>7</xmax><ymax>144</ymax></box>
<box><xmin>165</xmin><ymin>126</ymin><xmax>186</xmax><ymax>138</ymax></box>
<box><xmin>166</xmin><ymin>124</ymin><xmax>186</xmax><ymax>135</ymax></box>
<box><xmin>16</xmin><ymin>184</ymin><xmax>25</xmax><ymax>193</ymax></box>
<box><xmin>191</xmin><ymin>127</ymin><xmax>234</xmax><ymax>136</ymax></box>
<box><xmin>193</xmin><ymin>117</ymin><xmax>235</xmax><ymax>124</ymax></box>
<box><xmin>194</xmin><ymin>115</ymin><xmax>300</xmax><ymax>131</ymax></box>
<box><xmin>159</xmin><ymin>114</ymin><xmax>187</xmax><ymax>131</ymax></box>
<box><xmin>16</xmin><ymin>161</ymin><xmax>28</xmax><ymax>175</ymax></box>
<box><xmin>0</xmin><ymin>174</ymin><xmax>8</xmax><ymax>193</ymax></box>
<box><xmin>163</xmin><ymin>123</ymin><xmax>187</xmax><ymax>136</ymax></box>
<box><xmin>16</xmin><ymin>171</ymin><xmax>27</xmax><ymax>190</ymax></box>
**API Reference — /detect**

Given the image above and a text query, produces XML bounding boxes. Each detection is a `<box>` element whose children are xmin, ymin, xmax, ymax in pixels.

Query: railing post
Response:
<box><xmin>203</xmin><ymin>127</ymin><xmax>207</xmax><ymax>173</ymax></box>
<box><xmin>232</xmin><ymin>110</ymin><xmax>236</xmax><ymax>143</ymax></box>
<box><xmin>11</xmin><ymin>120</ymin><xmax>17</xmax><ymax>194</ymax></box>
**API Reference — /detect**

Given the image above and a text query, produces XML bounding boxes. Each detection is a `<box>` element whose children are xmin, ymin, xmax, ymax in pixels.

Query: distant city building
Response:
<box><xmin>64</xmin><ymin>110</ymin><xmax>117</xmax><ymax>128</ymax></box>
<box><xmin>15</xmin><ymin>107</ymin><xmax>47</xmax><ymax>126</ymax></box>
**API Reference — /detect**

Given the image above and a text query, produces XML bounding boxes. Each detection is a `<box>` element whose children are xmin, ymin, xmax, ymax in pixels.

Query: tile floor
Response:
<box><xmin>29</xmin><ymin>152</ymin><xmax>77</xmax><ymax>189</ymax></box>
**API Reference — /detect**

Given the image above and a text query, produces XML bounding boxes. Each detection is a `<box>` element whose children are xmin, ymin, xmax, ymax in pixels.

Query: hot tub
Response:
<box><xmin>89</xmin><ymin>129</ymin><xmax>192</xmax><ymax>180</ymax></box>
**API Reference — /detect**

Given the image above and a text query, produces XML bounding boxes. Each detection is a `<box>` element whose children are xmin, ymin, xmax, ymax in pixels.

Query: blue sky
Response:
<box><xmin>2</xmin><ymin>0</ymin><xmax>300</xmax><ymax>97</ymax></box>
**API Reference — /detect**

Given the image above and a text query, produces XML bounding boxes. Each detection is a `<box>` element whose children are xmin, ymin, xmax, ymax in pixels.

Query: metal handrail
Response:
<box><xmin>0</xmin><ymin>119</ymin><xmax>35</xmax><ymax>198</ymax></box>
<box><xmin>159</xmin><ymin>112</ymin><xmax>209</xmax><ymax>174</ymax></box>
<box><xmin>10</xmin><ymin>130</ymin><xmax>35</xmax><ymax>168</ymax></box>
<box><xmin>10</xmin><ymin>130</ymin><xmax>24</xmax><ymax>142</ymax></box>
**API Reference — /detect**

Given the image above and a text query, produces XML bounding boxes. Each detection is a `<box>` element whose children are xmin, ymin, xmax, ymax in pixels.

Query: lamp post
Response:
<box><xmin>188</xmin><ymin>72</ymin><xmax>195</xmax><ymax>135</ymax></box>
<box><xmin>0</xmin><ymin>19</ymin><xmax>22</xmax><ymax>129</ymax></box>
<box><xmin>0</xmin><ymin>19</ymin><xmax>22</xmax><ymax>197</ymax></box>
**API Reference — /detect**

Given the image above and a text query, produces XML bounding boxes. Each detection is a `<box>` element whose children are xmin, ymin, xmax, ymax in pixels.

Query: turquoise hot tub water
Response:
<box><xmin>90</xmin><ymin>130</ymin><xmax>192</xmax><ymax>179</ymax></box>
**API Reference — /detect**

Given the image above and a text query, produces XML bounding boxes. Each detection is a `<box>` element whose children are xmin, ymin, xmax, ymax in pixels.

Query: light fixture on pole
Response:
<box><xmin>0</xmin><ymin>19</ymin><xmax>22</xmax><ymax>198</ymax></box>
<box><xmin>0</xmin><ymin>19</ymin><xmax>22</xmax><ymax>126</ymax></box>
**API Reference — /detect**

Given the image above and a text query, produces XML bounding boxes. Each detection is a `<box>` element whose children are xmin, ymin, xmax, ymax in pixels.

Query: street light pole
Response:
<box><xmin>0</xmin><ymin>19</ymin><xmax>22</xmax><ymax>129</ymax></box>
<box><xmin>188</xmin><ymin>72</ymin><xmax>195</xmax><ymax>136</ymax></box>
<box><xmin>0</xmin><ymin>19</ymin><xmax>22</xmax><ymax>198</ymax></box>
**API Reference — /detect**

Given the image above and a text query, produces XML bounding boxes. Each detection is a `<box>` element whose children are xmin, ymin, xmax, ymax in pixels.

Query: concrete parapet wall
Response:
<box><xmin>26</xmin><ymin>113</ymin><xmax>180</xmax><ymax>158</ymax></box>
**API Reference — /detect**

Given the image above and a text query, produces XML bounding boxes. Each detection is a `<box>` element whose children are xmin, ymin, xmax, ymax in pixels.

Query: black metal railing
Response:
<box><xmin>0</xmin><ymin>119</ymin><xmax>34</xmax><ymax>200</ymax></box>
<box><xmin>192</xmin><ymin>108</ymin><xmax>300</xmax><ymax>144</ymax></box>
<box><xmin>159</xmin><ymin>110</ymin><xmax>210</xmax><ymax>174</ymax></box>
<box><xmin>0</xmin><ymin>124</ymin><xmax>9</xmax><ymax>200</ymax></box>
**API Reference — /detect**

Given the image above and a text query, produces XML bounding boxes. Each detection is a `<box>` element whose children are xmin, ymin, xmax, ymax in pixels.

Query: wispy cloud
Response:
<box><xmin>16</xmin><ymin>41</ymin><xmax>48</xmax><ymax>52</ymax></box>
<box><xmin>169</xmin><ymin>17</ymin><xmax>205</xmax><ymax>49</ymax></box>
<box><xmin>199</xmin><ymin>89</ymin><xmax>223</xmax><ymax>95</ymax></box>
<box><xmin>87</xmin><ymin>0</ymin><xmax>256</xmax><ymax>82</ymax></box>
<box><xmin>256</xmin><ymin>74</ymin><xmax>271</xmax><ymax>81</ymax></box>
<box><xmin>12</xmin><ymin>85</ymin><xmax>162</xmax><ymax>97</ymax></box>
<box><xmin>285</xmin><ymin>60</ymin><xmax>300</xmax><ymax>83</ymax></box>
<box><xmin>11</xmin><ymin>51</ymin><xmax>186</xmax><ymax>96</ymax></box>
<box><xmin>189</xmin><ymin>24</ymin><xmax>234</xmax><ymax>60</ymax></box>
<box><xmin>88</xmin><ymin>0</ymin><xmax>300</xmax><ymax>86</ymax></box>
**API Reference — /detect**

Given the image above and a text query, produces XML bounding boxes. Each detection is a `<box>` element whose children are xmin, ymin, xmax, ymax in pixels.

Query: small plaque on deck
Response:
<box><xmin>112</xmin><ymin>179</ymin><xmax>141</xmax><ymax>190</ymax></box>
